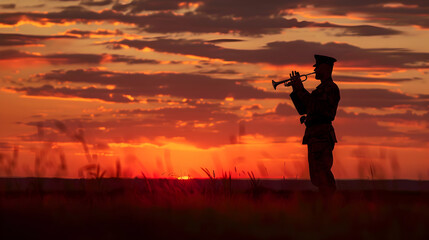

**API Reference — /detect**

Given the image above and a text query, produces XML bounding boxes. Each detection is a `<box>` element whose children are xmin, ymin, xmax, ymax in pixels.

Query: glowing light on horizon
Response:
<box><xmin>177</xmin><ymin>176</ymin><xmax>191</xmax><ymax>180</ymax></box>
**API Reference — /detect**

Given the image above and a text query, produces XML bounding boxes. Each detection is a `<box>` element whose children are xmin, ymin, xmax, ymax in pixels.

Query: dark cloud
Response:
<box><xmin>113</xmin><ymin>0</ymin><xmax>428</xmax><ymax>31</ymax></box>
<box><xmin>336</xmin><ymin>75</ymin><xmax>421</xmax><ymax>83</ymax></box>
<box><xmin>304</xmin><ymin>0</ymin><xmax>429</xmax><ymax>29</ymax></box>
<box><xmin>111</xmin><ymin>38</ymin><xmax>429</xmax><ymax>69</ymax></box>
<box><xmin>0</xmin><ymin>7</ymin><xmax>114</xmax><ymax>25</ymax></box>
<box><xmin>242</xmin><ymin>104</ymin><xmax>262</xmax><ymax>111</ymax></box>
<box><xmin>0</xmin><ymin>142</ymin><xmax>14</xmax><ymax>150</ymax></box>
<box><xmin>112</xmin><ymin>0</ymin><xmax>196</xmax><ymax>13</ymax></box>
<box><xmin>274</xmin><ymin>103</ymin><xmax>298</xmax><ymax>116</ymax></box>
<box><xmin>335</xmin><ymin>109</ymin><xmax>429</xmax><ymax>145</ymax></box>
<box><xmin>11</xmin><ymin>68</ymin><xmax>289</xmax><ymax>101</ymax></box>
<box><xmin>335</xmin><ymin>117</ymin><xmax>402</xmax><ymax>142</ymax></box>
<box><xmin>64</xmin><ymin>28</ymin><xmax>123</xmax><ymax>38</ymax></box>
<box><xmin>418</xmin><ymin>94</ymin><xmax>429</xmax><ymax>99</ymax></box>
<box><xmin>194</xmin><ymin>0</ymin><xmax>429</xmax><ymax>29</ymax></box>
<box><xmin>340</xmin><ymin>89</ymin><xmax>428</xmax><ymax>110</ymax></box>
<box><xmin>44</xmin><ymin>53</ymin><xmax>105</xmax><ymax>65</ymax></box>
<box><xmin>0</xmin><ymin>7</ymin><xmax>400</xmax><ymax>36</ymax></box>
<box><xmin>8</xmin><ymin>68</ymin><xmax>428</xmax><ymax>110</ymax></box>
<box><xmin>334</xmin><ymin>25</ymin><xmax>401</xmax><ymax>37</ymax></box>
<box><xmin>111</xmin><ymin>0</ymin><xmax>291</xmax><ymax>17</ymax></box>
<box><xmin>80</xmin><ymin>0</ymin><xmax>113</xmax><ymax>7</ymax></box>
<box><xmin>195</xmin><ymin>0</ymin><xmax>296</xmax><ymax>18</ymax></box>
<box><xmin>206</xmin><ymin>39</ymin><xmax>244</xmax><ymax>44</ymax></box>
<box><xmin>197</xmin><ymin>69</ymin><xmax>241</xmax><ymax>75</ymax></box>
<box><xmin>109</xmin><ymin>55</ymin><xmax>161</xmax><ymax>64</ymax></box>
<box><xmin>0</xmin><ymin>49</ymin><xmax>161</xmax><ymax>65</ymax></box>
<box><xmin>12</xmin><ymin>84</ymin><xmax>139</xmax><ymax>103</ymax></box>
<box><xmin>252</xmin><ymin>102</ymin><xmax>297</xmax><ymax>118</ymax></box>
<box><xmin>117</xmin><ymin>101</ymin><xmax>239</xmax><ymax>123</ymax></box>
<box><xmin>0</xmin><ymin>49</ymin><xmax>40</xmax><ymax>59</ymax></box>
<box><xmin>22</xmin><ymin>101</ymin><xmax>243</xmax><ymax>148</ymax></box>
<box><xmin>129</xmin><ymin>12</ymin><xmax>315</xmax><ymax>36</ymax></box>
<box><xmin>0</xmin><ymin>3</ymin><xmax>15</xmax><ymax>9</ymax></box>
<box><xmin>0</xmin><ymin>33</ymin><xmax>76</xmax><ymax>46</ymax></box>
<box><xmin>22</xmin><ymin>4</ymin><xmax>46</xmax><ymax>9</ymax></box>
<box><xmin>337</xmin><ymin>109</ymin><xmax>429</xmax><ymax>122</ymax></box>
<box><xmin>120</xmin><ymin>12</ymin><xmax>400</xmax><ymax>36</ymax></box>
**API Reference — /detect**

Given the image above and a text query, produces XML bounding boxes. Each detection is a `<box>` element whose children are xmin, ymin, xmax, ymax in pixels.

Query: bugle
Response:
<box><xmin>272</xmin><ymin>72</ymin><xmax>315</xmax><ymax>90</ymax></box>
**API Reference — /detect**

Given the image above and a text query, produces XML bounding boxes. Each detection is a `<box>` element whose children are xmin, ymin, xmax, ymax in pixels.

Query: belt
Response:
<box><xmin>301</xmin><ymin>115</ymin><xmax>332</xmax><ymax>127</ymax></box>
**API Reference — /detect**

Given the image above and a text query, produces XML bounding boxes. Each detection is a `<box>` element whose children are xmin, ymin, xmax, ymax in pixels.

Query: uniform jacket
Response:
<box><xmin>290</xmin><ymin>78</ymin><xmax>340</xmax><ymax>144</ymax></box>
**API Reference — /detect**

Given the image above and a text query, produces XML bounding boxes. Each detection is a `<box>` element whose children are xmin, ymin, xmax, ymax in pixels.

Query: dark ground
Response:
<box><xmin>1</xmin><ymin>178</ymin><xmax>428</xmax><ymax>239</ymax></box>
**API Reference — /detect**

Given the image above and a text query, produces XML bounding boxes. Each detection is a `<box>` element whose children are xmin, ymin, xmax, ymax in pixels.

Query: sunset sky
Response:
<box><xmin>0</xmin><ymin>0</ymin><xmax>428</xmax><ymax>179</ymax></box>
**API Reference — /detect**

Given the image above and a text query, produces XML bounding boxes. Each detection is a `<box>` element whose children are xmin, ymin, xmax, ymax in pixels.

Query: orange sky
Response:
<box><xmin>0</xmin><ymin>0</ymin><xmax>428</xmax><ymax>179</ymax></box>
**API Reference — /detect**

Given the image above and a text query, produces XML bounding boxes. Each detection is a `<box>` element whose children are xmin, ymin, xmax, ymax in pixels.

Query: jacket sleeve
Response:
<box><xmin>290</xmin><ymin>88</ymin><xmax>311</xmax><ymax>115</ymax></box>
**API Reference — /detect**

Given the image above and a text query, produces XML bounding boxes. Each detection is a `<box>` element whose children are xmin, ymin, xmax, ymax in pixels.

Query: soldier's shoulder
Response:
<box><xmin>327</xmin><ymin>79</ymin><xmax>338</xmax><ymax>87</ymax></box>
<box><xmin>325</xmin><ymin>80</ymin><xmax>339</xmax><ymax>91</ymax></box>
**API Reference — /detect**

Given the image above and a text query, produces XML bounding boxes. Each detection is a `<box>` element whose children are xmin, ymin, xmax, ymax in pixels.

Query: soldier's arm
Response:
<box><xmin>290</xmin><ymin>88</ymin><xmax>311</xmax><ymax>115</ymax></box>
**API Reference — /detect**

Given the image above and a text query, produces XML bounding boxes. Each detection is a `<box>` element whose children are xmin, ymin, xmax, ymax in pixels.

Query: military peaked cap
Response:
<box><xmin>313</xmin><ymin>54</ymin><xmax>337</xmax><ymax>67</ymax></box>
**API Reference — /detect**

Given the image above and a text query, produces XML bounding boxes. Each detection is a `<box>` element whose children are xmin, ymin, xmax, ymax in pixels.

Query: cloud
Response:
<box><xmin>12</xmin><ymin>84</ymin><xmax>139</xmax><ymax>103</ymax></box>
<box><xmin>109</xmin><ymin>55</ymin><xmax>162</xmax><ymax>64</ymax></box>
<box><xmin>63</xmin><ymin>28</ymin><xmax>123</xmax><ymax>38</ymax></box>
<box><xmin>418</xmin><ymin>94</ymin><xmax>429</xmax><ymax>99</ymax></box>
<box><xmin>336</xmin><ymin>75</ymin><xmax>421</xmax><ymax>83</ymax></box>
<box><xmin>303</xmin><ymin>0</ymin><xmax>429</xmax><ymax>29</ymax></box>
<box><xmin>112</xmin><ymin>0</ymin><xmax>195</xmax><ymax>13</ymax></box>
<box><xmin>110</xmin><ymin>38</ymin><xmax>429</xmax><ymax>69</ymax></box>
<box><xmin>117</xmin><ymin>101</ymin><xmax>240</xmax><ymax>123</ymax></box>
<box><xmin>111</xmin><ymin>0</ymin><xmax>293</xmax><ymax>17</ymax></box>
<box><xmin>335</xmin><ymin>109</ymin><xmax>429</xmax><ymax>145</ymax></box>
<box><xmin>8</xmin><ymin>67</ymin><xmax>428</xmax><ymax>110</ymax></box>
<box><xmin>195</xmin><ymin>0</ymin><xmax>295</xmax><ymax>18</ymax></box>
<box><xmin>194</xmin><ymin>0</ymin><xmax>429</xmax><ymax>29</ymax></box>
<box><xmin>274</xmin><ymin>103</ymin><xmax>298</xmax><ymax>116</ymax></box>
<box><xmin>333</xmin><ymin>25</ymin><xmax>401</xmax><ymax>37</ymax></box>
<box><xmin>340</xmin><ymin>89</ymin><xmax>429</xmax><ymax>110</ymax></box>
<box><xmin>113</xmin><ymin>0</ymin><xmax>428</xmax><ymax>31</ymax></box>
<box><xmin>10</xmin><ymin>68</ymin><xmax>289</xmax><ymax>101</ymax></box>
<box><xmin>0</xmin><ymin>7</ymin><xmax>116</xmax><ymax>25</ymax></box>
<box><xmin>197</xmin><ymin>69</ymin><xmax>241</xmax><ymax>75</ymax></box>
<box><xmin>0</xmin><ymin>49</ymin><xmax>162</xmax><ymax>65</ymax></box>
<box><xmin>22</xmin><ymin>101</ymin><xmax>244</xmax><ymax>148</ymax></box>
<box><xmin>337</xmin><ymin>109</ymin><xmax>429</xmax><ymax>122</ymax></box>
<box><xmin>0</xmin><ymin>50</ymin><xmax>41</xmax><ymax>59</ymax></box>
<box><xmin>0</xmin><ymin>33</ymin><xmax>76</xmax><ymax>46</ymax></box>
<box><xmin>0</xmin><ymin>3</ymin><xmax>15</xmax><ymax>9</ymax></box>
<box><xmin>135</xmin><ymin>12</ymin><xmax>400</xmax><ymax>36</ymax></box>
<box><xmin>80</xmin><ymin>0</ymin><xmax>113</xmax><ymax>7</ymax></box>
<box><xmin>206</xmin><ymin>39</ymin><xmax>245</xmax><ymax>44</ymax></box>
<box><xmin>0</xmin><ymin>7</ymin><xmax>401</xmax><ymax>36</ymax></box>
<box><xmin>0</xmin><ymin>142</ymin><xmax>14</xmax><ymax>150</ymax></box>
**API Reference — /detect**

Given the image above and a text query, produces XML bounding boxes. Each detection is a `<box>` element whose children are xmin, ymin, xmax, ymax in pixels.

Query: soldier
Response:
<box><xmin>289</xmin><ymin>55</ymin><xmax>340</xmax><ymax>196</ymax></box>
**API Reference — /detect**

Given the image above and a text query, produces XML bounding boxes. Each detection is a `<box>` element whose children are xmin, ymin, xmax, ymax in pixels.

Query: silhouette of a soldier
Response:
<box><xmin>289</xmin><ymin>55</ymin><xmax>340</xmax><ymax>196</ymax></box>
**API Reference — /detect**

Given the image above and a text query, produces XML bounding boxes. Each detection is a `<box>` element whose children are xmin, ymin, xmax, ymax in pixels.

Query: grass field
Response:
<box><xmin>1</xmin><ymin>178</ymin><xmax>428</xmax><ymax>239</ymax></box>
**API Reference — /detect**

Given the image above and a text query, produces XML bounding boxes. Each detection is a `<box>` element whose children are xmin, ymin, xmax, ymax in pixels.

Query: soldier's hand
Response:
<box><xmin>289</xmin><ymin>71</ymin><xmax>304</xmax><ymax>91</ymax></box>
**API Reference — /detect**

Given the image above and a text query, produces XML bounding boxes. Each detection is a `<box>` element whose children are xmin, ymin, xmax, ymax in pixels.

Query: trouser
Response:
<box><xmin>307</xmin><ymin>140</ymin><xmax>336</xmax><ymax>195</ymax></box>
